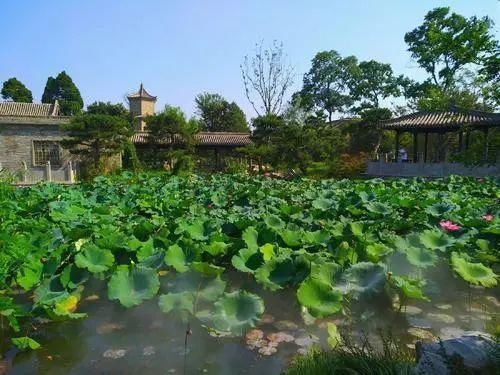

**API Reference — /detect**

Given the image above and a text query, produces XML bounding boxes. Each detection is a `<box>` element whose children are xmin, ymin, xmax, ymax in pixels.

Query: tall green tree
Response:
<box><xmin>404</xmin><ymin>7</ymin><xmax>498</xmax><ymax>90</ymax></box>
<box><xmin>145</xmin><ymin>105</ymin><xmax>199</xmax><ymax>171</ymax></box>
<box><xmin>298</xmin><ymin>50</ymin><xmax>359</xmax><ymax>122</ymax></box>
<box><xmin>195</xmin><ymin>93</ymin><xmax>249</xmax><ymax>132</ymax></box>
<box><xmin>86</xmin><ymin>101</ymin><xmax>129</xmax><ymax>119</ymax></box>
<box><xmin>42</xmin><ymin>71</ymin><xmax>84</xmax><ymax>115</ymax></box>
<box><xmin>60</xmin><ymin>113</ymin><xmax>133</xmax><ymax>173</ymax></box>
<box><xmin>352</xmin><ymin>60</ymin><xmax>401</xmax><ymax>109</ymax></box>
<box><xmin>1</xmin><ymin>78</ymin><xmax>33</xmax><ymax>102</ymax></box>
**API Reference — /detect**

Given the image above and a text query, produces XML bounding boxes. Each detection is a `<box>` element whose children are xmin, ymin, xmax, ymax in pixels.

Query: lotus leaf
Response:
<box><xmin>426</xmin><ymin>203</ymin><xmax>456</xmax><ymax>216</ymax></box>
<box><xmin>75</xmin><ymin>243</ymin><xmax>114</xmax><ymax>273</ymax></box>
<box><xmin>107</xmin><ymin>265</ymin><xmax>160</xmax><ymax>307</ymax></box>
<box><xmin>451</xmin><ymin>252</ymin><xmax>498</xmax><ymax>287</ymax></box>
<box><xmin>164</xmin><ymin>244</ymin><xmax>189</xmax><ymax>273</ymax></box>
<box><xmin>12</xmin><ymin>337</ymin><xmax>40</xmax><ymax>351</ymax></box>
<box><xmin>406</xmin><ymin>246</ymin><xmax>437</xmax><ymax>268</ymax></box>
<box><xmin>297</xmin><ymin>278</ymin><xmax>343</xmax><ymax>318</ymax></box>
<box><xmin>419</xmin><ymin>230</ymin><xmax>454</xmax><ymax>250</ymax></box>
<box><xmin>336</xmin><ymin>262</ymin><xmax>387</xmax><ymax>297</ymax></box>
<box><xmin>264</xmin><ymin>215</ymin><xmax>285</xmax><ymax>231</ymax></box>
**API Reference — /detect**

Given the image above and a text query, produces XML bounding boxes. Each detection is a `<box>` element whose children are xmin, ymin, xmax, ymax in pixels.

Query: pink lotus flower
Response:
<box><xmin>482</xmin><ymin>213</ymin><xmax>494</xmax><ymax>222</ymax></box>
<box><xmin>439</xmin><ymin>220</ymin><xmax>461</xmax><ymax>231</ymax></box>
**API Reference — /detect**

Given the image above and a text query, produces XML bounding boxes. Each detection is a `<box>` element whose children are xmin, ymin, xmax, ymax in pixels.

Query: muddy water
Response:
<box><xmin>2</xmin><ymin>263</ymin><xmax>498</xmax><ymax>375</ymax></box>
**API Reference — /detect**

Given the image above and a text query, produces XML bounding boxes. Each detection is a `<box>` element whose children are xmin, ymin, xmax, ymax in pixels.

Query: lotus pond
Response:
<box><xmin>0</xmin><ymin>174</ymin><xmax>499</xmax><ymax>373</ymax></box>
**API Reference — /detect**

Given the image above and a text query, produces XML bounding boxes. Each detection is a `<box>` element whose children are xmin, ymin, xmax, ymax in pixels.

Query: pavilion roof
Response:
<box><xmin>132</xmin><ymin>131</ymin><xmax>252</xmax><ymax>147</ymax></box>
<box><xmin>127</xmin><ymin>83</ymin><xmax>157</xmax><ymax>101</ymax></box>
<box><xmin>379</xmin><ymin>108</ymin><xmax>500</xmax><ymax>132</ymax></box>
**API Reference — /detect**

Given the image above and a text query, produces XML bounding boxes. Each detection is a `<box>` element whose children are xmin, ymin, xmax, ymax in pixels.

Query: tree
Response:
<box><xmin>404</xmin><ymin>7</ymin><xmax>498</xmax><ymax>90</ymax></box>
<box><xmin>60</xmin><ymin>113</ymin><xmax>133</xmax><ymax>173</ymax></box>
<box><xmin>1</xmin><ymin>78</ymin><xmax>33</xmax><ymax>102</ymax></box>
<box><xmin>42</xmin><ymin>71</ymin><xmax>84</xmax><ymax>115</ymax></box>
<box><xmin>241</xmin><ymin>40</ymin><xmax>294</xmax><ymax>116</ymax></box>
<box><xmin>352</xmin><ymin>60</ymin><xmax>401</xmax><ymax>109</ymax></box>
<box><xmin>86</xmin><ymin>101</ymin><xmax>129</xmax><ymax>119</ymax></box>
<box><xmin>195</xmin><ymin>93</ymin><xmax>249</xmax><ymax>132</ymax></box>
<box><xmin>145</xmin><ymin>105</ymin><xmax>199</xmax><ymax>171</ymax></box>
<box><xmin>298</xmin><ymin>50</ymin><xmax>359</xmax><ymax>122</ymax></box>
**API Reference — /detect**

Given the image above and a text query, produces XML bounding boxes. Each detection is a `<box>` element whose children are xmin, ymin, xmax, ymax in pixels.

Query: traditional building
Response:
<box><xmin>0</xmin><ymin>101</ymin><xmax>74</xmax><ymax>182</ymax></box>
<box><xmin>127</xmin><ymin>83</ymin><xmax>157</xmax><ymax>130</ymax></box>
<box><xmin>366</xmin><ymin>108</ymin><xmax>500</xmax><ymax>177</ymax></box>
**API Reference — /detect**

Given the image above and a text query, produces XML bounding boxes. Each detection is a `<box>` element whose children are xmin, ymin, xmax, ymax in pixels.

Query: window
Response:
<box><xmin>33</xmin><ymin>141</ymin><xmax>61</xmax><ymax>167</ymax></box>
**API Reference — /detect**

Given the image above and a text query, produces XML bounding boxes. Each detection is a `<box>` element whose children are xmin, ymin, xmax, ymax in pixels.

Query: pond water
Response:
<box><xmin>2</xmin><ymin>260</ymin><xmax>498</xmax><ymax>375</ymax></box>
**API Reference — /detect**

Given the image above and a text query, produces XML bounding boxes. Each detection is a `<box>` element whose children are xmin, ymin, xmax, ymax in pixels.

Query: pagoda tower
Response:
<box><xmin>127</xmin><ymin>83</ymin><xmax>157</xmax><ymax>130</ymax></box>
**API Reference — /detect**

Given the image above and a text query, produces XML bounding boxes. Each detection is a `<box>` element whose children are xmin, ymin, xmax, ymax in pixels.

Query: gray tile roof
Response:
<box><xmin>0</xmin><ymin>101</ymin><xmax>60</xmax><ymax>117</ymax></box>
<box><xmin>379</xmin><ymin>109</ymin><xmax>500</xmax><ymax>131</ymax></box>
<box><xmin>132</xmin><ymin>131</ymin><xmax>251</xmax><ymax>147</ymax></box>
<box><xmin>127</xmin><ymin>83</ymin><xmax>157</xmax><ymax>101</ymax></box>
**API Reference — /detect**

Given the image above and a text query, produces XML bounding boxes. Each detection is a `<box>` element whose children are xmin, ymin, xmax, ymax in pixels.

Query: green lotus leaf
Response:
<box><xmin>259</xmin><ymin>243</ymin><xmax>276</xmax><ymax>261</ymax></box>
<box><xmin>312</xmin><ymin>197</ymin><xmax>335</xmax><ymax>211</ymax></box>
<box><xmin>255</xmin><ymin>257</ymin><xmax>294</xmax><ymax>291</ymax></box>
<box><xmin>303</xmin><ymin>230</ymin><xmax>331</xmax><ymax>245</ymax></box>
<box><xmin>95</xmin><ymin>231</ymin><xmax>129</xmax><ymax>251</ymax></box>
<box><xmin>12</xmin><ymin>337</ymin><xmax>40</xmax><ymax>351</ymax></box>
<box><xmin>406</xmin><ymin>246</ymin><xmax>437</xmax><ymax>268</ymax></box>
<box><xmin>327</xmin><ymin>322</ymin><xmax>341</xmax><ymax>348</ymax></box>
<box><xmin>425</xmin><ymin>202</ymin><xmax>455</xmax><ymax>217</ymax></box>
<box><xmin>279</xmin><ymin>229</ymin><xmax>303</xmax><ymax>247</ymax></box>
<box><xmin>74</xmin><ymin>243</ymin><xmax>115</xmax><ymax>273</ymax></box>
<box><xmin>297</xmin><ymin>278</ymin><xmax>343</xmax><ymax>318</ymax></box>
<box><xmin>198</xmin><ymin>276</ymin><xmax>227</xmax><ymax>302</ymax></box>
<box><xmin>391</xmin><ymin>275</ymin><xmax>429</xmax><ymax>301</ymax></box>
<box><xmin>336</xmin><ymin>262</ymin><xmax>387</xmax><ymax>298</ymax></box>
<box><xmin>135</xmin><ymin>237</ymin><xmax>155</xmax><ymax>261</ymax></box>
<box><xmin>231</xmin><ymin>247</ymin><xmax>262</xmax><ymax>273</ymax></box>
<box><xmin>177</xmin><ymin>219</ymin><xmax>207</xmax><ymax>241</ymax></box>
<box><xmin>204</xmin><ymin>241</ymin><xmax>229</xmax><ymax>257</ymax></box>
<box><xmin>242</xmin><ymin>226</ymin><xmax>259</xmax><ymax>250</ymax></box>
<box><xmin>164</xmin><ymin>244</ymin><xmax>189</xmax><ymax>273</ymax></box>
<box><xmin>60</xmin><ymin>264</ymin><xmax>89</xmax><ymax>289</ymax></box>
<box><xmin>34</xmin><ymin>277</ymin><xmax>69</xmax><ymax>306</ymax></box>
<box><xmin>349</xmin><ymin>222</ymin><xmax>365</xmax><ymax>237</ymax></box>
<box><xmin>107</xmin><ymin>265</ymin><xmax>160</xmax><ymax>307</ymax></box>
<box><xmin>264</xmin><ymin>214</ymin><xmax>285</xmax><ymax>231</ymax></box>
<box><xmin>365</xmin><ymin>202</ymin><xmax>392</xmax><ymax>216</ymax></box>
<box><xmin>451</xmin><ymin>252</ymin><xmax>498</xmax><ymax>288</ymax></box>
<box><xmin>365</xmin><ymin>243</ymin><xmax>392</xmax><ymax>262</ymax></box>
<box><xmin>419</xmin><ymin>230</ymin><xmax>454</xmax><ymax>251</ymax></box>
<box><xmin>158</xmin><ymin>291</ymin><xmax>195</xmax><ymax>317</ymax></box>
<box><xmin>203</xmin><ymin>291</ymin><xmax>265</xmax><ymax>335</ymax></box>
<box><xmin>191</xmin><ymin>262</ymin><xmax>225</xmax><ymax>276</ymax></box>
<box><xmin>310</xmin><ymin>261</ymin><xmax>339</xmax><ymax>285</ymax></box>
<box><xmin>16</xmin><ymin>260</ymin><xmax>42</xmax><ymax>290</ymax></box>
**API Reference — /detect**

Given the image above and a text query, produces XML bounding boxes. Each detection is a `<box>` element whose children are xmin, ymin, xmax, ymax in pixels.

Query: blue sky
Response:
<box><xmin>1</xmin><ymin>0</ymin><xmax>498</xmax><ymax>119</ymax></box>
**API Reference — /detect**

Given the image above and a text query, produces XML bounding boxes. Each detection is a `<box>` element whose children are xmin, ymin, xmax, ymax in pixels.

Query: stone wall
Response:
<box><xmin>0</xmin><ymin>119</ymin><xmax>74</xmax><ymax>181</ymax></box>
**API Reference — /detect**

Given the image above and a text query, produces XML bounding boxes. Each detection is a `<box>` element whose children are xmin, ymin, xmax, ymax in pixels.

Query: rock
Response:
<box><xmin>407</xmin><ymin>327</ymin><xmax>436</xmax><ymax>341</ymax></box>
<box><xmin>404</xmin><ymin>305</ymin><xmax>423</xmax><ymax>315</ymax></box>
<box><xmin>435</xmin><ymin>303</ymin><xmax>452</xmax><ymax>310</ymax></box>
<box><xmin>439</xmin><ymin>327</ymin><xmax>466</xmax><ymax>340</ymax></box>
<box><xmin>415</xmin><ymin>334</ymin><xmax>496</xmax><ymax>375</ymax></box>
<box><xmin>142</xmin><ymin>346</ymin><xmax>155</xmax><ymax>356</ymax></box>
<box><xmin>103</xmin><ymin>349</ymin><xmax>127</xmax><ymax>359</ymax></box>
<box><xmin>97</xmin><ymin>322</ymin><xmax>124</xmax><ymax>335</ymax></box>
<box><xmin>426</xmin><ymin>313</ymin><xmax>455</xmax><ymax>324</ymax></box>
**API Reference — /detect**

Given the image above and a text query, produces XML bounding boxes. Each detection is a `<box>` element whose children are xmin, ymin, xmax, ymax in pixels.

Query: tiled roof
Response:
<box><xmin>379</xmin><ymin>109</ymin><xmax>500</xmax><ymax>131</ymax></box>
<box><xmin>132</xmin><ymin>131</ymin><xmax>252</xmax><ymax>147</ymax></box>
<box><xmin>127</xmin><ymin>83</ymin><xmax>157</xmax><ymax>101</ymax></box>
<box><xmin>0</xmin><ymin>101</ymin><xmax>60</xmax><ymax>117</ymax></box>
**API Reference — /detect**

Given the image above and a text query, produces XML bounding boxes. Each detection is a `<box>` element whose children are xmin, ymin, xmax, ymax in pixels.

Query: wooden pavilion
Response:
<box><xmin>366</xmin><ymin>108</ymin><xmax>500</xmax><ymax>177</ymax></box>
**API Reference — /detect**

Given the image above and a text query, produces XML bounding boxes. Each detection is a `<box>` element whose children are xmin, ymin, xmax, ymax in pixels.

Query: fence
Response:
<box><xmin>0</xmin><ymin>161</ymin><xmax>77</xmax><ymax>185</ymax></box>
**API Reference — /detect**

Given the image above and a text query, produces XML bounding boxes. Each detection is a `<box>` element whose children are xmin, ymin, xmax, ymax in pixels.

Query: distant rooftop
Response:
<box><xmin>132</xmin><ymin>131</ymin><xmax>251</xmax><ymax>147</ymax></box>
<box><xmin>379</xmin><ymin>108</ymin><xmax>500</xmax><ymax>131</ymax></box>
<box><xmin>0</xmin><ymin>101</ymin><xmax>60</xmax><ymax>117</ymax></box>
<box><xmin>127</xmin><ymin>83</ymin><xmax>157</xmax><ymax>101</ymax></box>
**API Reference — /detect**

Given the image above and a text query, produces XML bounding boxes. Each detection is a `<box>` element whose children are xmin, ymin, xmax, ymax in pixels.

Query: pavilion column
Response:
<box><xmin>465</xmin><ymin>131</ymin><xmax>470</xmax><ymax>150</ymax></box>
<box><xmin>483</xmin><ymin>128</ymin><xmax>489</xmax><ymax>161</ymax></box>
<box><xmin>413</xmin><ymin>132</ymin><xmax>418</xmax><ymax>162</ymax></box>
<box><xmin>424</xmin><ymin>132</ymin><xmax>429</xmax><ymax>163</ymax></box>
<box><xmin>214</xmin><ymin>148</ymin><xmax>220</xmax><ymax>170</ymax></box>
<box><xmin>437</xmin><ymin>132</ymin><xmax>445</xmax><ymax>162</ymax></box>
<box><xmin>394</xmin><ymin>130</ymin><xmax>400</xmax><ymax>162</ymax></box>
<box><xmin>458</xmin><ymin>131</ymin><xmax>463</xmax><ymax>153</ymax></box>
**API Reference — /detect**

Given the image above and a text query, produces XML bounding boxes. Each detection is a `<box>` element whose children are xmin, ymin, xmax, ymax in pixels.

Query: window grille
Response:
<box><xmin>33</xmin><ymin>141</ymin><xmax>61</xmax><ymax>166</ymax></box>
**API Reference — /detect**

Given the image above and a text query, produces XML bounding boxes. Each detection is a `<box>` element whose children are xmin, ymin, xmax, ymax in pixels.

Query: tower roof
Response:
<box><xmin>127</xmin><ymin>83</ymin><xmax>157</xmax><ymax>101</ymax></box>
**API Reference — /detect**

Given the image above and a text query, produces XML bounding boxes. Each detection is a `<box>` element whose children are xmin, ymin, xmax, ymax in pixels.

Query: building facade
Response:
<box><xmin>0</xmin><ymin>101</ymin><xmax>74</xmax><ymax>182</ymax></box>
